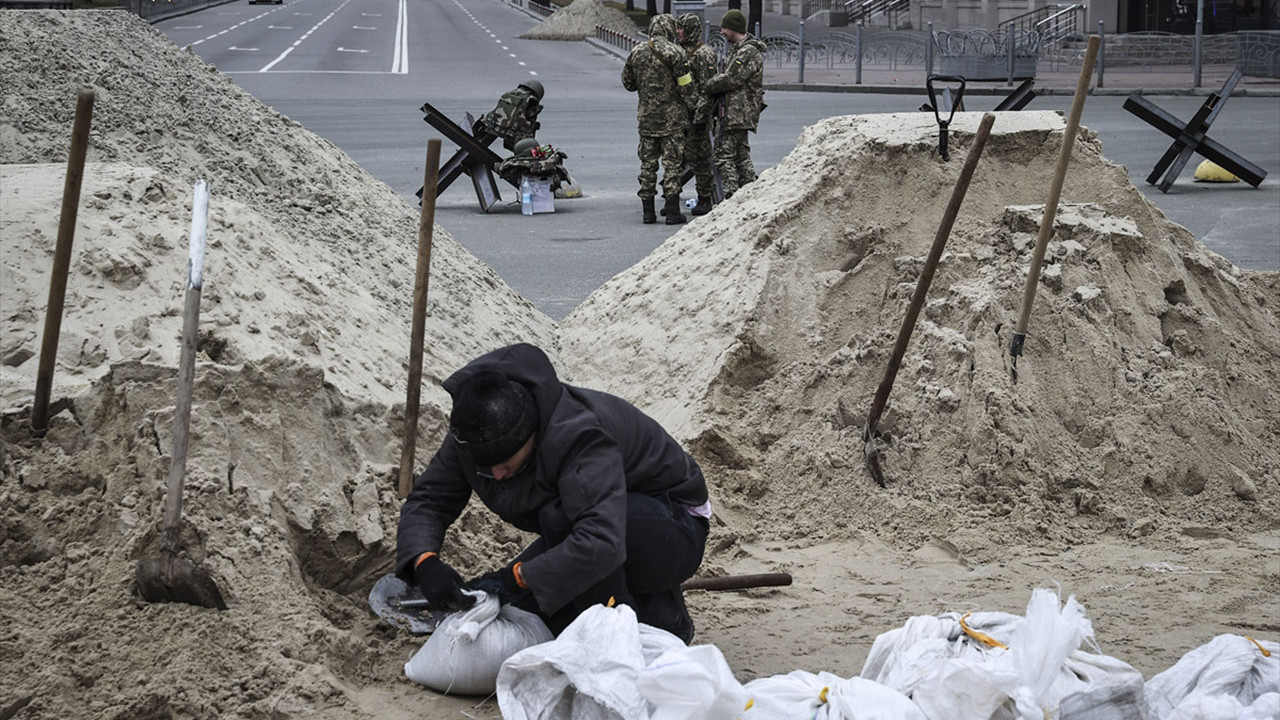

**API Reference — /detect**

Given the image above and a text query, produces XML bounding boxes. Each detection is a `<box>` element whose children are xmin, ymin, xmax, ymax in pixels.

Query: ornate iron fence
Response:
<box><xmin>1238</xmin><ymin>30</ymin><xmax>1280</xmax><ymax>77</ymax></box>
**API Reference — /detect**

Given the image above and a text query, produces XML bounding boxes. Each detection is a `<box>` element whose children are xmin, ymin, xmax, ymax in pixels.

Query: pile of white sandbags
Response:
<box><xmin>404</xmin><ymin>589</ymin><xmax>1277</xmax><ymax>720</ymax></box>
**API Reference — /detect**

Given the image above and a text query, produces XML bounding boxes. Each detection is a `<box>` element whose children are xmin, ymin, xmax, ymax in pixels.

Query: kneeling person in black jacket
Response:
<box><xmin>396</xmin><ymin>343</ymin><xmax>710</xmax><ymax>642</ymax></box>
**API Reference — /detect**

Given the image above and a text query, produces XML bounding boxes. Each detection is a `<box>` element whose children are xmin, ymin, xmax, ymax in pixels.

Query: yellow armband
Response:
<box><xmin>677</xmin><ymin>73</ymin><xmax>693</xmax><ymax>86</ymax></box>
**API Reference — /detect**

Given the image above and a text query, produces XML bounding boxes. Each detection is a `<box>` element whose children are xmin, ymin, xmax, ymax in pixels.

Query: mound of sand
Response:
<box><xmin>3</xmin><ymin>9</ymin><xmax>1279</xmax><ymax>720</ymax></box>
<box><xmin>2</xmin><ymin>10</ymin><xmax>552</xmax><ymax>718</ymax></box>
<box><xmin>521</xmin><ymin>0</ymin><xmax>639</xmax><ymax>41</ymax></box>
<box><xmin>563</xmin><ymin>111</ymin><xmax>1279</xmax><ymax>551</ymax></box>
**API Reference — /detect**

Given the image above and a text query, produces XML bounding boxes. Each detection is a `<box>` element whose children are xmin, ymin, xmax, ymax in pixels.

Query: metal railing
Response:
<box><xmin>844</xmin><ymin>0</ymin><xmax>909</xmax><ymax>29</ymax></box>
<box><xmin>597</xmin><ymin>19</ymin><xmax>1260</xmax><ymax>88</ymax></box>
<box><xmin>595</xmin><ymin>24</ymin><xmax>641</xmax><ymax>51</ymax></box>
<box><xmin>997</xmin><ymin>4</ymin><xmax>1081</xmax><ymax>36</ymax></box>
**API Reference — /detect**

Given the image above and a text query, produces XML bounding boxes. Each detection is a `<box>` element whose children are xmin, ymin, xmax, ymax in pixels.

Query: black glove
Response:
<box><xmin>414</xmin><ymin>555</ymin><xmax>474</xmax><ymax>612</ymax></box>
<box><xmin>466</xmin><ymin>563</ymin><xmax>523</xmax><ymax>605</ymax></box>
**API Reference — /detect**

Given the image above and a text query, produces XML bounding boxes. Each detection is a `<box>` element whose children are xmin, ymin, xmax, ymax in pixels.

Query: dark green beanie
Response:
<box><xmin>720</xmin><ymin>9</ymin><xmax>747</xmax><ymax>33</ymax></box>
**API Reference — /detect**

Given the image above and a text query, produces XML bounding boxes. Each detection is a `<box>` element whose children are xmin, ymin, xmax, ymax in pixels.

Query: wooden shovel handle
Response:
<box><xmin>160</xmin><ymin>180</ymin><xmax>210</xmax><ymax>551</ymax></box>
<box><xmin>31</xmin><ymin>88</ymin><xmax>95</xmax><ymax>437</ymax></box>
<box><xmin>399</xmin><ymin>139</ymin><xmax>442</xmax><ymax>498</ymax></box>
<box><xmin>681</xmin><ymin>573</ymin><xmax>793</xmax><ymax>591</ymax></box>
<box><xmin>1013</xmin><ymin>35</ymin><xmax>1101</xmax><ymax>338</ymax></box>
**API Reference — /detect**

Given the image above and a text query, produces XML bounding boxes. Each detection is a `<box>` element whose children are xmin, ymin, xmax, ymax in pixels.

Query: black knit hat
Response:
<box><xmin>449</xmin><ymin>371</ymin><xmax>537</xmax><ymax>466</ymax></box>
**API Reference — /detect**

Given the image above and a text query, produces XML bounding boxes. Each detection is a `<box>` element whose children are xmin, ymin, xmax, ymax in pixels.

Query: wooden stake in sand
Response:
<box><xmin>31</xmin><ymin>88</ymin><xmax>94</xmax><ymax>438</ymax></box>
<box><xmin>1008</xmin><ymin>36</ymin><xmax>1101</xmax><ymax>382</ymax></box>
<box><xmin>399</xmin><ymin>139</ymin><xmax>442</xmax><ymax>498</ymax></box>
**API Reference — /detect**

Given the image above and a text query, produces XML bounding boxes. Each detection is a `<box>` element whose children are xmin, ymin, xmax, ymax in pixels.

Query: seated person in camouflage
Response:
<box><xmin>622</xmin><ymin>14</ymin><xmax>695</xmax><ymax>226</ymax></box>
<box><xmin>478</xmin><ymin>80</ymin><xmax>545</xmax><ymax>152</ymax></box>
<box><xmin>497</xmin><ymin>138</ymin><xmax>571</xmax><ymax>193</ymax></box>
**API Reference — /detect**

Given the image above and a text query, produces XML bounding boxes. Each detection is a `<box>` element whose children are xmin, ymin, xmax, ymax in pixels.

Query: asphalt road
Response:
<box><xmin>158</xmin><ymin>0</ymin><xmax>1280</xmax><ymax>320</ymax></box>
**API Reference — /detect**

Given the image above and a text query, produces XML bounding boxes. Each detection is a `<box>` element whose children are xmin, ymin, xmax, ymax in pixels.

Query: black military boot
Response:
<box><xmin>690</xmin><ymin>196</ymin><xmax>713</xmax><ymax>216</ymax></box>
<box><xmin>642</xmin><ymin>197</ymin><xmax>656</xmax><ymax>224</ymax></box>
<box><xmin>664</xmin><ymin>195</ymin><xmax>686</xmax><ymax>225</ymax></box>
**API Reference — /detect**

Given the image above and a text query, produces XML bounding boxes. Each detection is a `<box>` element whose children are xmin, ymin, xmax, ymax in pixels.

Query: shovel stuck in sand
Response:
<box><xmin>863</xmin><ymin>113</ymin><xmax>997</xmax><ymax>488</ymax></box>
<box><xmin>135</xmin><ymin>179</ymin><xmax>226</xmax><ymax>610</ymax></box>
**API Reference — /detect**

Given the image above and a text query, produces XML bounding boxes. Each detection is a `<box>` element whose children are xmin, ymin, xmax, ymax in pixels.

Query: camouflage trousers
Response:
<box><xmin>715</xmin><ymin>129</ymin><xmax>756</xmax><ymax>198</ymax></box>
<box><xmin>685</xmin><ymin>124</ymin><xmax>715</xmax><ymax>199</ymax></box>
<box><xmin>637</xmin><ymin>133</ymin><xmax>686</xmax><ymax>199</ymax></box>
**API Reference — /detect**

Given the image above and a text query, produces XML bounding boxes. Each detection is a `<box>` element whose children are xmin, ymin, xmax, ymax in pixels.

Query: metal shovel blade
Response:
<box><xmin>136</xmin><ymin>554</ymin><xmax>226</xmax><ymax>610</ymax></box>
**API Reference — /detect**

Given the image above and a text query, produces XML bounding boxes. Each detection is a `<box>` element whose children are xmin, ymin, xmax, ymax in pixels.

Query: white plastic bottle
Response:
<box><xmin>520</xmin><ymin>176</ymin><xmax>533</xmax><ymax>216</ymax></box>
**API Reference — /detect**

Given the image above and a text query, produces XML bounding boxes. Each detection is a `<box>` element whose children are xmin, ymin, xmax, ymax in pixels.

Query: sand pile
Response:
<box><xmin>562</xmin><ymin>110</ymin><xmax>1280</xmax><ymax>555</ymax></box>
<box><xmin>2</xmin><ymin>10</ymin><xmax>553</xmax><ymax>719</ymax></box>
<box><xmin>521</xmin><ymin>0</ymin><xmax>639</xmax><ymax>41</ymax></box>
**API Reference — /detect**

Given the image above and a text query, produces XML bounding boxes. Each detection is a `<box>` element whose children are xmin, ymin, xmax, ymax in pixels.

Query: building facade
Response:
<box><xmin>910</xmin><ymin>0</ymin><xmax>1278</xmax><ymax>33</ymax></box>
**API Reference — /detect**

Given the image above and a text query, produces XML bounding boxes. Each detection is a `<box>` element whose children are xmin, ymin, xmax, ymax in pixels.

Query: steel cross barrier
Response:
<box><xmin>417</xmin><ymin>101</ymin><xmax>510</xmax><ymax>213</ymax></box>
<box><xmin>1122</xmin><ymin>68</ymin><xmax>1266</xmax><ymax>193</ymax></box>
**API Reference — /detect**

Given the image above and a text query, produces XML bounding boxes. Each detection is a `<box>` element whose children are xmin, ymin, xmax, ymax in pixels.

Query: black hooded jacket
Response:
<box><xmin>395</xmin><ymin>343</ymin><xmax>709</xmax><ymax>615</ymax></box>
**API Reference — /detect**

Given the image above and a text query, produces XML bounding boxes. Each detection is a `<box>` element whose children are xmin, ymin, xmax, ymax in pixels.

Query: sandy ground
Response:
<box><xmin>1</xmin><ymin>9</ymin><xmax>1277</xmax><ymax>720</ymax></box>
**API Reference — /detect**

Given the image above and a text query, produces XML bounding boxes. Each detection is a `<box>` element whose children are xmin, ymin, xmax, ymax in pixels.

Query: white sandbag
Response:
<box><xmin>741</xmin><ymin>671</ymin><xmax>925</xmax><ymax>720</ymax></box>
<box><xmin>1167</xmin><ymin>691</ymin><xmax>1280</xmax><ymax>720</ymax></box>
<box><xmin>1146</xmin><ymin>635</ymin><xmax>1280</xmax><ymax>720</ymax></box>
<box><xmin>637</xmin><ymin>644</ymin><xmax>751</xmax><ymax>720</ymax></box>
<box><xmin>861</xmin><ymin>611</ymin><xmax>1020</xmax><ymax>698</ymax></box>
<box><xmin>743</xmin><ymin>670</ymin><xmax>843</xmax><ymax>719</ymax></box>
<box><xmin>823</xmin><ymin>676</ymin><xmax>929</xmax><ymax>720</ymax></box>
<box><xmin>1054</xmin><ymin>649</ymin><xmax>1148</xmax><ymax>720</ymax></box>
<box><xmin>403</xmin><ymin>590</ymin><xmax>554</xmax><ymax>696</ymax></box>
<box><xmin>497</xmin><ymin>603</ymin><xmax>682</xmax><ymax>720</ymax></box>
<box><xmin>909</xmin><ymin>589</ymin><xmax>1136</xmax><ymax>720</ymax></box>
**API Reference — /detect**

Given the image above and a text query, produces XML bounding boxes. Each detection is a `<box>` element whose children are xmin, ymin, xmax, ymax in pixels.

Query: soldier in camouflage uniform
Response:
<box><xmin>622</xmin><ymin>13</ymin><xmax>694</xmax><ymax>225</ymax></box>
<box><xmin>705</xmin><ymin>9</ymin><xmax>766</xmax><ymax>199</ymax></box>
<box><xmin>677</xmin><ymin>13</ymin><xmax>720</xmax><ymax>217</ymax></box>
<box><xmin>478</xmin><ymin>80</ymin><xmax>544</xmax><ymax>152</ymax></box>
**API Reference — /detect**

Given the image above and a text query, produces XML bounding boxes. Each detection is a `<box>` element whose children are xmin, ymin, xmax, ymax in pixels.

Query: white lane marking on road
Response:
<box><xmin>353</xmin><ymin>25</ymin><xmax>375</xmax><ymax>29</ymax></box>
<box><xmin>173</xmin><ymin>25</ymin><xmax>202</xmax><ymax>29</ymax></box>
<box><xmin>508</xmin><ymin>53</ymin><xmax>516</xmax><ymax>58</ymax></box>
<box><xmin>518</xmin><ymin>61</ymin><xmax>526</xmax><ymax>66</ymax></box>
<box><xmin>361</xmin><ymin>12</ymin><xmax>382</xmax><ymax>16</ymax></box>
<box><xmin>267</xmin><ymin>25</ymin><xmax>294</xmax><ymax>29</ymax></box>
<box><xmin>391</xmin><ymin>0</ymin><xmax>407</xmax><ymax>73</ymax></box>
<box><xmin>260</xmin><ymin>0</ymin><xmax>351</xmax><ymax>72</ymax></box>
<box><xmin>190</xmin><ymin>7</ymin><xmax>277</xmax><ymax>45</ymax></box>
<box><xmin>229</xmin><ymin>46</ymin><xmax>261</xmax><ymax>51</ymax></box>
<box><xmin>337</xmin><ymin>47</ymin><xmax>369</xmax><ymax>52</ymax></box>
<box><xmin>501</xmin><ymin>45</ymin><xmax>508</xmax><ymax>50</ymax></box>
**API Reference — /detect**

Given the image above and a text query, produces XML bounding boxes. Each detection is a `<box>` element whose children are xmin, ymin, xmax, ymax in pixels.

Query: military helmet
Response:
<box><xmin>677</xmin><ymin>13</ymin><xmax>701</xmax><ymax>42</ymax></box>
<box><xmin>518</xmin><ymin>79</ymin><xmax>545</xmax><ymax>100</ymax></box>
<box><xmin>648</xmin><ymin>13</ymin><xmax>677</xmax><ymax>41</ymax></box>
<box><xmin>513</xmin><ymin>138</ymin><xmax>540</xmax><ymax>157</ymax></box>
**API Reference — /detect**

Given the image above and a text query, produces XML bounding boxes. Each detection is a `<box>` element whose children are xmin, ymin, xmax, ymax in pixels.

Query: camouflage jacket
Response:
<box><xmin>481</xmin><ymin>87</ymin><xmax>541</xmax><ymax>146</ymax></box>
<box><xmin>621</xmin><ymin>30</ymin><xmax>693</xmax><ymax>136</ymax></box>
<box><xmin>681</xmin><ymin>42</ymin><xmax>719</xmax><ymax>127</ymax></box>
<box><xmin>705</xmin><ymin>34</ymin><xmax>767</xmax><ymax>131</ymax></box>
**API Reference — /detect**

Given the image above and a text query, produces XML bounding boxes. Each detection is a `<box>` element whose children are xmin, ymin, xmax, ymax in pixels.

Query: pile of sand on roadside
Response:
<box><xmin>521</xmin><ymin>0</ymin><xmax>639</xmax><ymax>41</ymax></box>
<box><xmin>1</xmin><ymin>10</ymin><xmax>553</xmax><ymax>719</ymax></box>
<box><xmin>561</xmin><ymin>111</ymin><xmax>1280</xmax><ymax>558</ymax></box>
